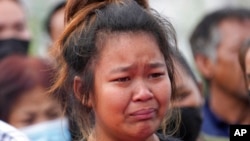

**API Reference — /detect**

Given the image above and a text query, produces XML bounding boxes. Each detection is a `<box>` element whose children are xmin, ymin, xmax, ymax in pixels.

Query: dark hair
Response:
<box><xmin>190</xmin><ymin>8</ymin><xmax>250</xmax><ymax>59</ymax></box>
<box><xmin>50</xmin><ymin>0</ymin><xmax>177</xmax><ymax>139</ymax></box>
<box><xmin>0</xmin><ymin>55</ymin><xmax>55</xmax><ymax>122</ymax></box>
<box><xmin>2</xmin><ymin>0</ymin><xmax>22</xmax><ymax>4</ymax></box>
<box><xmin>45</xmin><ymin>1</ymin><xmax>66</xmax><ymax>38</ymax></box>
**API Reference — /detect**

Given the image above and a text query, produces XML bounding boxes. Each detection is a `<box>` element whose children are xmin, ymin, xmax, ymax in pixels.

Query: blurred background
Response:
<box><xmin>22</xmin><ymin>0</ymin><xmax>250</xmax><ymax>73</ymax></box>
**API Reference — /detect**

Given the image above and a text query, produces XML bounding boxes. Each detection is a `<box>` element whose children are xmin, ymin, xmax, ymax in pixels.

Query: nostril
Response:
<box><xmin>132</xmin><ymin>87</ymin><xmax>153</xmax><ymax>102</ymax></box>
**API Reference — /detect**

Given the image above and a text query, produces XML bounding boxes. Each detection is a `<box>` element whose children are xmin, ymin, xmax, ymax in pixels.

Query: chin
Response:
<box><xmin>129</xmin><ymin>132</ymin><xmax>154</xmax><ymax>141</ymax></box>
<box><xmin>131</xmin><ymin>123</ymin><xmax>157</xmax><ymax>139</ymax></box>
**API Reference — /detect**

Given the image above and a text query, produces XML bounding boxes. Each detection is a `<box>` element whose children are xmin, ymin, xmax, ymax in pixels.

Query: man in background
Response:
<box><xmin>189</xmin><ymin>8</ymin><xmax>250</xmax><ymax>141</ymax></box>
<box><xmin>0</xmin><ymin>0</ymin><xmax>31</xmax><ymax>60</ymax></box>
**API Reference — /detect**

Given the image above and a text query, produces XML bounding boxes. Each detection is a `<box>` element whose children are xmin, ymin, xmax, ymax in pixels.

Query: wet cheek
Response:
<box><xmin>156</xmin><ymin>82</ymin><xmax>171</xmax><ymax>112</ymax></box>
<box><xmin>96</xmin><ymin>89</ymin><xmax>130</xmax><ymax>115</ymax></box>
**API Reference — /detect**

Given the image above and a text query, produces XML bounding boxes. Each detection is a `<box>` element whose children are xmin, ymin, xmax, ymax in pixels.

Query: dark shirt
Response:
<box><xmin>82</xmin><ymin>133</ymin><xmax>182</xmax><ymax>141</ymax></box>
<box><xmin>201</xmin><ymin>99</ymin><xmax>229</xmax><ymax>137</ymax></box>
<box><xmin>157</xmin><ymin>133</ymin><xmax>182</xmax><ymax>141</ymax></box>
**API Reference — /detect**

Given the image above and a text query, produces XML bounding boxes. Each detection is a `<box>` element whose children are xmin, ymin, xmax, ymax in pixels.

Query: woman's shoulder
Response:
<box><xmin>157</xmin><ymin>133</ymin><xmax>183</xmax><ymax>141</ymax></box>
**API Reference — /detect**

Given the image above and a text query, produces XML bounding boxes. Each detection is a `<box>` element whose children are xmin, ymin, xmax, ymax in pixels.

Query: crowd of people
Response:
<box><xmin>0</xmin><ymin>0</ymin><xmax>249</xmax><ymax>141</ymax></box>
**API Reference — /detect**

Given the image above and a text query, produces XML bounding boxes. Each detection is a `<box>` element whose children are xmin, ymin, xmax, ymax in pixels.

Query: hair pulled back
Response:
<box><xmin>50</xmin><ymin>0</ymin><xmax>177</xmax><ymax>139</ymax></box>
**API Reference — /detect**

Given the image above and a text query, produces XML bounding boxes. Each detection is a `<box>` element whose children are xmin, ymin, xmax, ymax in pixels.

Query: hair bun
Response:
<box><xmin>65</xmin><ymin>0</ymin><xmax>149</xmax><ymax>23</ymax></box>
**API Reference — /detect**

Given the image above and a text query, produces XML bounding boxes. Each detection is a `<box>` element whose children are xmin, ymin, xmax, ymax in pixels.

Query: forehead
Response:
<box><xmin>51</xmin><ymin>8</ymin><xmax>64</xmax><ymax>24</ymax></box>
<box><xmin>0</xmin><ymin>1</ymin><xmax>25</xmax><ymax>22</ymax></box>
<box><xmin>97</xmin><ymin>31</ymin><xmax>158</xmax><ymax>48</ymax></box>
<box><xmin>95</xmin><ymin>31</ymin><xmax>164</xmax><ymax>66</ymax></box>
<box><xmin>97</xmin><ymin>31</ymin><xmax>159</xmax><ymax>53</ymax></box>
<box><xmin>218</xmin><ymin>19</ymin><xmax>250</xmax><ymax>46</ymax></box>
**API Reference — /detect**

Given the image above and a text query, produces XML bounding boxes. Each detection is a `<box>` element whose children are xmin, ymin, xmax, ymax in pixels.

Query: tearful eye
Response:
<box><xmin>149</xmin><ymin>73</ymin><xmax>165</xmax><ymax>78</ymax></box>
<box><xmin>114</xmin><ymin>77</ymin><xmax>130</xmax><ymax>82</ymax></box>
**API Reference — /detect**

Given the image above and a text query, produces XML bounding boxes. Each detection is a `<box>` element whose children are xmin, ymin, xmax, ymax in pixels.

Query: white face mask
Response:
<box><xmin>20</xmin><ymin>117</ymin><xmax>71</xmax><ymax>141</ymax></box>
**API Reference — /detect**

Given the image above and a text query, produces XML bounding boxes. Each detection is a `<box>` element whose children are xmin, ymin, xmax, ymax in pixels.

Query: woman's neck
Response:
<box><xmin>87</xmin><ymin>130</ymin><xmax>160</xmax><ymax>141</ymax></box>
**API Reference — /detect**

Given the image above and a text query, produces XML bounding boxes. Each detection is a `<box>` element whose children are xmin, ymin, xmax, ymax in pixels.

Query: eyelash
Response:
<box><xmin>113</xmin><ymin>72</ymin><xmax>165</xmax><ymax>83</ymax></box>
<box><xmin>114</xmin><ymin>77</ymin><xmax>131</xmax><ymax>82</ymax></box>
<box><xmin>149</xmin><ymin>72</ymin><xmax>165</xmax><ymax>78</ymax></box>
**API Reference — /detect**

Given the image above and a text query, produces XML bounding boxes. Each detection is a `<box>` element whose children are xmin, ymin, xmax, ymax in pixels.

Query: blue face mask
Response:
<box><xmin>20</xmin><ymin>118</ymin><xmax>71</xmax><ymax>141</ymax></box>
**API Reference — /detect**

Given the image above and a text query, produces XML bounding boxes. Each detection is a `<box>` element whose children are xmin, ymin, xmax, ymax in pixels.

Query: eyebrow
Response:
<box><xmin>109</xmin><ymin>62</ymin><xmax>166</xmax><ymax>74</ymax></box>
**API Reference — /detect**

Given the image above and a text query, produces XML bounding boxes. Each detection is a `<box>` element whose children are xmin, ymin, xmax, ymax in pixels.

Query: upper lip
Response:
<box><xmin>130</xmin><ymin>108</ymin><xmax>156</xmax><ymax>116</ymax></box>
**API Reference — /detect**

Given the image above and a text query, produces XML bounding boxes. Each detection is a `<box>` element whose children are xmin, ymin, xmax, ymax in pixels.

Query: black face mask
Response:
<box><xmin>175</xmin><ymin>107</ymin><xmax>203</xmax><ymax>141</ymax></box>
<box><xmin>0</xmin><ymin>38</ymin><xmax>30</xmax><ymax>60</ymax></box>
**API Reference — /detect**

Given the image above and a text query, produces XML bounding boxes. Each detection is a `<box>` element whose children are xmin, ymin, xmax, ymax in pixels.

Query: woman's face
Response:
<box><xmin>8</xmin><ymin>86</ymin><xmax>62</xmax><ymax>128</ymax></box>
<box><xmin>173</xmin><ymin>62</ymin><xmax>203</xmax><ymax>107</ymax></box>
<box><xmin>92</xmin><ymin>32</ymin><xmax>171</xmax><ymax>140</ymax></box>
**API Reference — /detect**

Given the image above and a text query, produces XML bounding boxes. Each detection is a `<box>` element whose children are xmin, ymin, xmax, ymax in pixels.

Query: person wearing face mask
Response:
<box><xmin>0</xmin><ymin>55</ymin><xmax>71</xmax><ymax>141</ymax></box>
<box><xmin>166</xmin><ymin>49</ymin><xmax>204</xmax><ymax>141</ymax></box>
<box><xmin>0</xmin><ymin>0</ymin><xmax>31</xmax><ymax>60</ymax></box>
<box><xmin>0</xmin><ymin>120</ymin><xmax>30</xmax><ymax>141</ymax></box>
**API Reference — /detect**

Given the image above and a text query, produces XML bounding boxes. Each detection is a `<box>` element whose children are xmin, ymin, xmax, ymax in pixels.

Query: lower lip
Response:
<box><xmin>130</xmin><ymin>110</ymin><xmax>156</xmax><ymax>120</ymax></box>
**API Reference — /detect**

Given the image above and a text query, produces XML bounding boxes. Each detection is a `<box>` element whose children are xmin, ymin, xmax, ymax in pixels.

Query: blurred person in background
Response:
<box><xmin>171</xmin><ymin>49</ymin><xmax>204</xmax><ymax>141</ymax></box>
<box><xmin>160</xmin><ymin>49</ymin><xmax>204</xmax><ymax>141</ymax></box>
<box><xmin>44</xmin><ymin>1</ymin><xmax>66</xmax><ymax>48</ymax></box>
<box><xmin>44</xmin><ymin>1</ymin><xmax>81</xmax><ymax>140</ymax></box>
<box><xmin>173</xmin><ymin>49</ymin><xmax>203</xmax><ymax>108</ymax></box>
<box><xmin>239</xmin><ymin>39</ymin><xmax>250</xmax><ymax>93</ymax></box>
<box><xmin>0</xmin><ymin>0</ymin><xmax>31</xmax><ymax>60</ymax></box>
<box><xmin>238</xmin><ymin>39</ymin><xmax>250</xmax><ymax>123</ymax></box>
<box><xmin>0</xmin><ymin>120</ymin><xmax>30</xmax><ymax>141</ymax></box>
<box><xmin>190</xmin><ymin>8</ymin><xmax>250</xmax><ymax>141</ymax></box>
<box><xmin>0</xmin><ymin>55</ymin><xmax>71</xmax><ymax>141</ymax></box>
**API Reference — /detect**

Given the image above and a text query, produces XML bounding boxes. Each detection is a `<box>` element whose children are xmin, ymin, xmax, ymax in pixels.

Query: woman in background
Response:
<box><xmin>172</xmin><ymin>49</ymin><xmax>204</xmax><ymax>141</ymax></box>
<box><xmin>0</xmin><ymin>55</ymin><xmax>70</xmax><ymax>141</ymax></box>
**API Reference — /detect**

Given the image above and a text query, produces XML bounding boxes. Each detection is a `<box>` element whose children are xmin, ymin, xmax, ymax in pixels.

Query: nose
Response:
<box><xmin>132</xmin><ymin>80</ymin><xmax>153</xmax><ymax>102</ymax></box>
<box><xmin>0</xmin><ymin>29</ymin><xmax>16</xmax><ymax>39</ymax></box>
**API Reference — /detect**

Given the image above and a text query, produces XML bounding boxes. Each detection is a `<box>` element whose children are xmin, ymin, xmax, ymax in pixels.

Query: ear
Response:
<box><xmin>73</xmin><ymin>76</ymin><xmax>93</xmax><ymax>107</ymax></box>
<box><xmin>194</xmin><ymin>54</ymin><xmax>214</xmax><ymax>80</ymax></box>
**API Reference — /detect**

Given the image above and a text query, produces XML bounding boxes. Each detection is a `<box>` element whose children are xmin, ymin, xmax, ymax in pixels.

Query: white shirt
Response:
<box><xmin>0</xmin><ymin>120</ymin><xmax>30</xmax><ymax>141</ymax></box>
